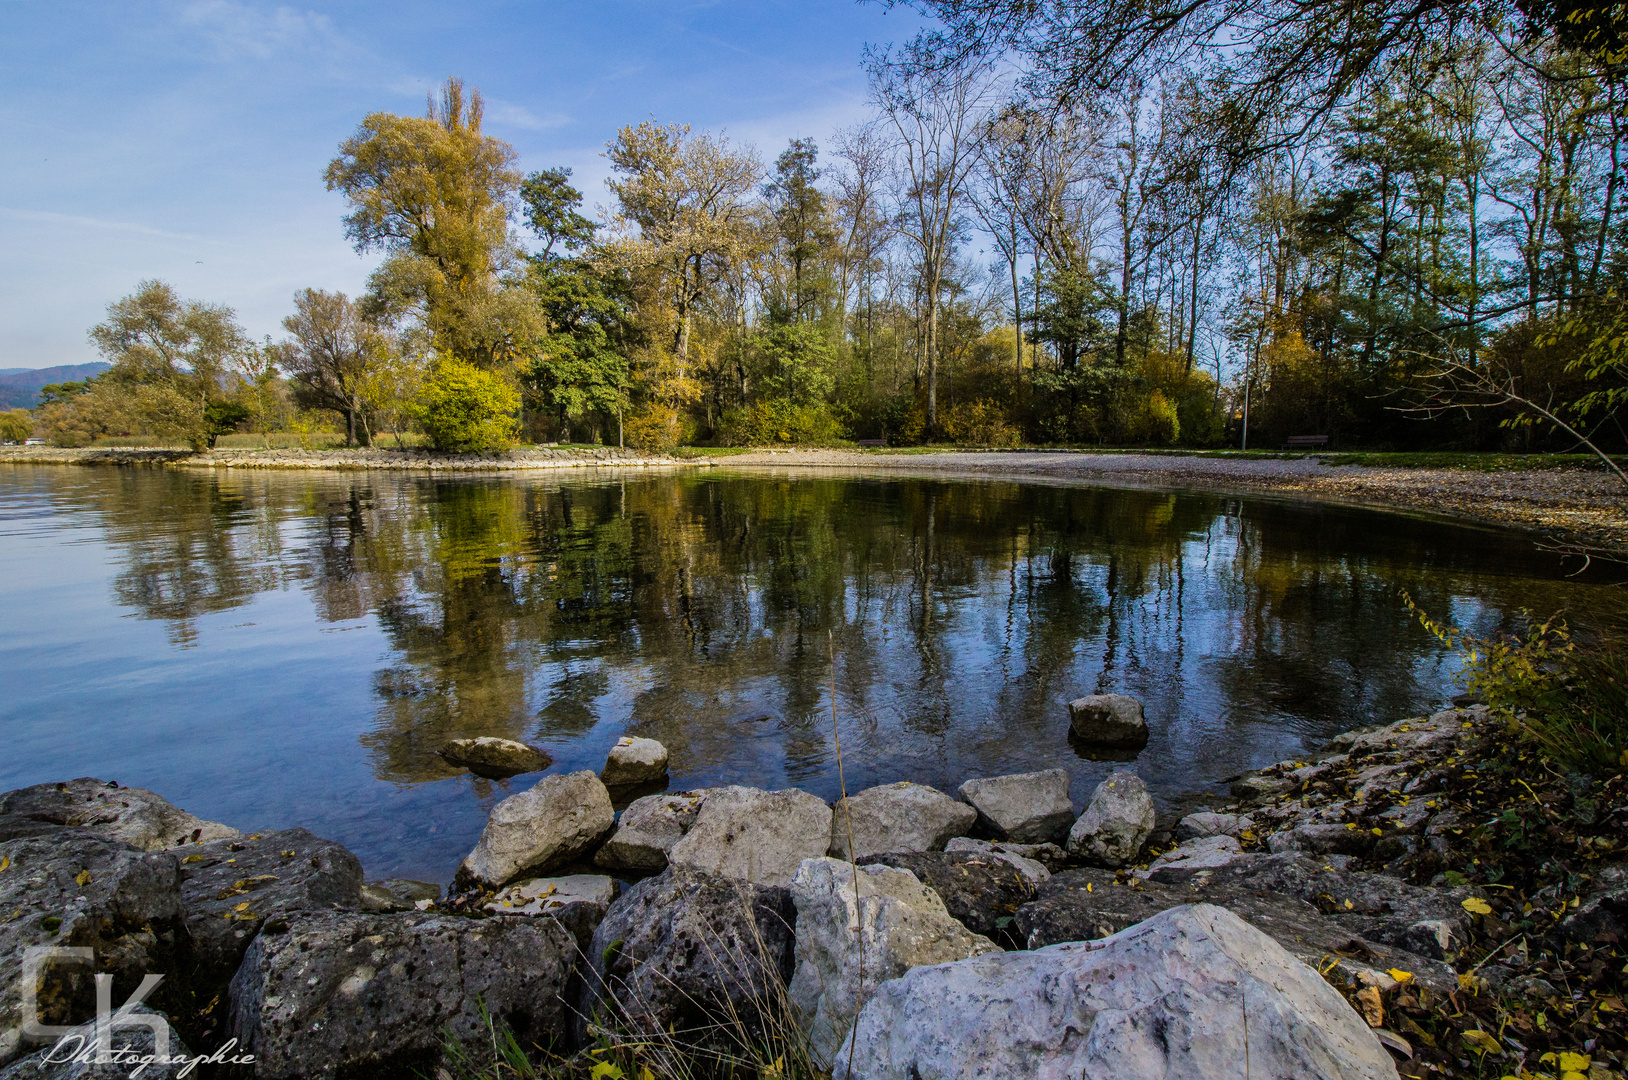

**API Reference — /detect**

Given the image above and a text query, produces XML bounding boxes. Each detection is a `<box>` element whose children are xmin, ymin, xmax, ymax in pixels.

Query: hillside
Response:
<box><xmin>0</xmin><ymin>362</ymin><xmax>109</xmax><ymax>409</ymax></box>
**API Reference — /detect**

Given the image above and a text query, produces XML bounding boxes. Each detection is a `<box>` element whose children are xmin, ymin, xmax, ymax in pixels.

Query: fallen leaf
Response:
<box><xmin>1462</xmin><ymin>897</ymin><xmax>1493</xmax><ymax>915</ymax></box>
<box><xmin>74</xmin><ymin>870</ymin><xmax>91</xmax><ymax>887</ymax></box>
<box><xmin>1356</xmin><ymin>986</ymin><xmax>1384</xmax><ymax>1027</ymax></box>
<box><xmin>1374</xmin><ymin>1029</ymin><xmax>1412</xmax><ymax>1059</ymax></box>
<box><xmin>1461</xmin><ymin>1029</ymin><xmax>1502</xmax><ymax>1055</ymax></box>
<box><xmin>0</xmin><ymin>857</ymin><xmax>8</xmax><ymax>872</ymax></box>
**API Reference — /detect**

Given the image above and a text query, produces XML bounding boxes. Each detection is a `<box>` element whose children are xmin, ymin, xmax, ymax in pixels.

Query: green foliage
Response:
<box><xmin>717</xmin><ymin>401</ymin><xmax>848</xmax><ymax>446</ymax></box>
<box><xmin>0</xmin><ymin>409</ymin><xmax>31</xmax><ymax>443</ymax></box>
<box><xmin>754</xmin><ymin>323</ymin><xmax>835</xmax><ymax>406</ymax></box>
<box><xmin>415</xmin><ymin>356</ymin><xmax>519</xmax><ymax>453</ymax></box>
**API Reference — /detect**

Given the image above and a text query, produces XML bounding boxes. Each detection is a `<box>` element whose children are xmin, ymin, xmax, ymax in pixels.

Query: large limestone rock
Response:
<box><xmin>0</xmin><ymin>1006</ymin><xmax>192</xmax><ymax>1079</ymax></box>
<box><xmin>858</xmin><ymin>850</ymin><xmax>1039</xmax><ymax>938</ymax></box>
<box><xmin>1</xmin><ymin>832</ymin><xmax>185</xmax><ymax>1067</ymax></box>
<box><xmin>593</xmin><ymin>791</ymin><xmax>705</xmax><ymax>872</ymax></box>
<box><xmin>1067</xmin><ymin>769</ymin><xmax>1155</xmax><ymax>867</ymax></box>
<box><xmin>0</xmin><ymin>779</ymin><xmax>237</xmax><ymax>852</ymax></box>
<box><xmin>600</xmin><ymin>737</ymin><xmax>669</xmax><ymax>787</ymax></box>
<box><xmin>581</xmin><ymin>865</ymin><xmax>796</xmax><ymax>1047</ymax></box>
<box><xmin>789</xmin><ymin>858</ymin><xmax>1001</xmax><ymax>1066</ymax></box>
<box><xmin>437</xmin><ymin>737</ymin><xmax>552</xmax><ymax>778</ymax></box>
<box><xmin>838</xmin><ymin>903</ymin><xmax>1400</xmax><ymax>1080</ymax></box>
<box><xmin>1067</xmin><ymin>694</ymin><xmax>1150</xmax><ymax>747</ymax></box>
<box><xmin>667</xmin><ymin>786</ymin><xmax>832</xmax><ymax>888</ymax></box>
<box><xmin>228</xmin><ymin>911</ymin><xmax>576</xmax><ymax>1080</ymax></box>
<box><xmin>828</xmin><ymin>782</ymin><xmax>977</xmax><ymax>860</ymax></box>
<box><xmin>457</xmin><ymin>770</ymin><xmax>614</xmax><ymax>890</ymax></box>
<box><xmin>956</xmin><ymin>769</ymin><xmax>1074</xmax><ymax>845</ymax></box>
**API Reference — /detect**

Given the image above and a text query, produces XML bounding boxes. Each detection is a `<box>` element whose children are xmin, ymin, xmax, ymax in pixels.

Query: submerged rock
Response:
<box><xmin>437</xmin><ymin>737</ymin><xmax>552</xmax><ymax>778</ymax></box>
<box><xmin>0</xmin><ymin>778</ymin><xmax>237</xmax><ymax>852</ymax></box>
<box><xmin>593</xmin><ymin>791</ymin><xmax>706</xmax><ymax>873</ymax></box>
<box><xmin>828</xmin><ymin>781</ymin><xmax>977</xmax><ymax>860</ymax></box>
<box><xmin>667</xmin><ymin>786</ymin><xmax>831</xmax><ymax>888</ymax></box>
<box><xmin>956</xmin><ymin>769</ymin><xmax>1074</xmax><ymax>845</ymax></box>
<box><xmin>1066</xmin><ymin>693</ymin><xmax>1150</xmax><ymax>747</ymax></box>
<box><xmin>457</xmin><ymin>770</ymin><xmax>614</xmax><ymax>890</ymax></box>
<box><xmin>600</xmin><ymin>737</ymin><xmax>669</xmax><ymax>787</ymax></box>
<box><xmin>1066</xmin><ymin>769</ymin><xmax>1155</xmax><ymax>868</ymax></box>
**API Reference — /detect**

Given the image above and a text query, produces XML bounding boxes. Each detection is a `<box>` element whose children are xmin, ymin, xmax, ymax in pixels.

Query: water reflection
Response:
<box><xmin>1</xmin><ymin>464</ymin><xmax>1620</xmax><ymax>880</ymax></box>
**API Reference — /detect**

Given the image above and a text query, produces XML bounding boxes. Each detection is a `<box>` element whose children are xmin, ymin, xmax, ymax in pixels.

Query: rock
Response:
<box><xmin>228</xmin><ymin>910</ymin><xmax>575</xmax><ymax>1080</ymax></box>
<box><xmin>943</xmin><ymin>838</ymin><xmax>1052</xmax><ymax>885</ymax></box>
<box><xmin>599</xmin><ymin>737</ymin><xmax>669</xmax><ymax>787</ymax></box>
<box><xmin>956</xmin><ymin>770</ymin><xmax>1074</xmax><ymax>845</ymax></box>
<box><xmin>1562</xmin><ymin>865</ymin><xmax>1627</xmax><ymax>944</ymax></box>
<box><xmin>858</xmin><ymin>851</ymin><xmax>1039</xmax><ymax>938</ymax></box>
<box><xmin>582</xmin><ymin>865</ymin><xmax>796</xmax><ymax>1047</ymax></box>
<box><xmin>0</xmin><ymin>1006</ymin><xmax>193</xmax><ymax>1079</ymax></box>
<box><xmin>667</xmin><ymin>786</ymin><xmax>831</xmax><ymax>888</ymax></box>
<box><xmin>176</xmin><ymin>827</ymin><xmax>365</xmax><ymax>994</ymax></box>
<box><xmin>1066</xmin><ymin>694</ymin><xmax>1149</xmax><ymax>747</ymax></box>
<box><xmin>1174</xmin><ymin>811</ymin><xmax>1254</xmax><ymax>841</ymax></box>
<box><xmin>1266</xmin><ymin>823</ymin><xmax>1375</xmax><ymax>858</ymax></box>
<box><xmin>1229</xmin><ymin>772</ymin><xmax>1293</xmax><ymax>801</ymax></box>
<box><xmin>1343</xmin><ymin>710</ymin><xmax>1472</xmax><ymax>758</ymax></box>
<box><xmin>457</xmin><ymin>771</ymin><xmax>614</xmax><ymax>890</ymax></box>
<box><xmin>789</xmin><ymin>857</ymin><xmax>1001</xmax><ymax>1066</ymax></box>
<box><xmin>1142</xmin><ymin>834</ymin><xmax>1242</xmax><ymax>877</ymax></box>
<box><xmin>359</xmin><ymin>879</ymin><xmax>440</xmax><ymax>912</ymax></box>
<box><xmin>0</xmin><ymin>779</ymin><xmax>237</xmax><ymax>852</ymax></box>
<box><xmin>828</xmin><ymin>782</ymin><xmax>977</xmax><ymax>860</ymax></box>
<box><xmin>1066</xmin><ymin>770</ymin><xmax>1155</xmax><ymax>868</ymax></box>
<box><xmin>485</xmin><ymin>874</ymin><xmax>617</xmax><ymax>953</ymax></box>
<box><xmin>593</xmin><ymin>791</ymin><xmax>705</xmax><ymax>873</ymax></box>
<box><xmin>839</xmin><ymin>903</ymin><xmax>1400</xmax><ymax>1080</ymax></box>
<box><xmin>436</xmin><ymin>737</ymin><xmax>552</xmax><ymax>778</ymax></box>
<box><xmin>0</xmin><ymin>832</ymin><xmax>185</xmax><ymax>1067</ymax></box>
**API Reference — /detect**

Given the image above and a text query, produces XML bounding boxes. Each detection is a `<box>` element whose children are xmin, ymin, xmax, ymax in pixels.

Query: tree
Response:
<box><xmin>0</xmin><ymin>409</ymin><xmax>31</xmax><ymax>444</ymax></box>
<box><xmin>521</xmin><ymin>167</ymin><xmax>597</xmax><ymax>260</ymax></box>
<box><xmin>274</xmin><ymin>288</ymin><xmax>388</xmax><ymax>446</ymax></box>
<box><xmin>415</xmin><ymin>356</ymin><xmax>519</xmax><ymax>452</ymax></box>
<box><xmin>765</xmin><ymin>138</ymin><xmax>838</xmax><ymax>320</ymax></box>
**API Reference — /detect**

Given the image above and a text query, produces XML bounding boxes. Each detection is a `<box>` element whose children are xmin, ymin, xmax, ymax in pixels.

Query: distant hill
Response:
<box><xmin>0</xmin><ymin>363</ymin><xmax>111</xmax><ymax>409</ymax></box>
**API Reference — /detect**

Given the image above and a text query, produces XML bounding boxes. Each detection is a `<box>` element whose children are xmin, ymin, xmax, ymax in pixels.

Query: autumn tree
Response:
<box><xmin>274</xmin><ymin>288</ymin><xmax>388</xmax><ymax>446</ymax></box>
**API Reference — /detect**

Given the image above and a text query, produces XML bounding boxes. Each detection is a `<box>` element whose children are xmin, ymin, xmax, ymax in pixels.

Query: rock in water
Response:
<box><xmin>667</xmin><ymin>786</ymin><xmax>831</xmax><ymax>887</ymax></box>
<box><xmin>0</xmin><ymin>778</ymin><xmax>238</xmax><ymax>851</ymax></box>
<box><xmin>593</xmin><ymin>791</ymin><xmax>706</xmax><ymax>872</ymax></box>
<box><xmin>956</xmin><ymin>770</ymin><xmax>1074</xmax><ymax>845</ymax></box>
<box><xmin>437</xmin><ymin>738</ymin><xmax>551</xmax><ymax>778</ymax></box>
<box><xmin>581</xmin><ymin>865</ymin><xmax>796</xmax><ymax>1048</ymax></box>
<box><xmin>828</xmin><ymin>782</ymin><xmax>977</xmax><ymax>859</ymax></box>
<box><xmin>1067</xmin><ymin>769</ymin><xmax>1155</xmax><ymax>867</ymax></box>
<box><xmin>457</xmin><ymin>771</ymin><xmax>614</xmax><ymax>890</ymax></box>
<box><xmin>838</xmin><ymin>903</ymin><xmax>1399</xmax><ymax>1080</ymax></box>
<box><xmin>1066</xmin><ymin>694</ymin><xmax>1150</xmax><ymax>747</ymax></box>
<box><xmin>228</xmin><ymin>911</ymin><xmax>575</xmax><ymax>1080</ymax></box>
<box><xmin>600</xmin><ymin>737</ymin><xmax>669</xmax><ymax>786</ymax></box>
<box><xmin>789</xmin><ymin>858</ymin><xmax>1000</xmax><ymax>1066</ymax></box>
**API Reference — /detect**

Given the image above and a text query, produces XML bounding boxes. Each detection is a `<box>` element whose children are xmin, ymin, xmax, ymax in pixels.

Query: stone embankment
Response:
<box><xmin>0</xmin><ymin>445</ymin><xmax>691</xmax><ymax>471</ymax></box>
<box><xmin>3</xmin><ymin>706</ymin><xmax>1623</xmax><ymax>1078</ymax></box>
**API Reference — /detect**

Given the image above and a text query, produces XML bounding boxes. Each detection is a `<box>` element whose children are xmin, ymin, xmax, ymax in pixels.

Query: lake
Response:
<box><xmin>1</xmin><ymin>463</ymin><xmax>1620</xmax><ymax>884</ymax></box>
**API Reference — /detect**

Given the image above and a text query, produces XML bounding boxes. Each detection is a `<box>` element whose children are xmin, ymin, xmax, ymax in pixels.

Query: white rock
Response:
<box><xmin>600</xmin><ymin>737</ymin><xmax>669</xmax><ymax>786</ymax></box>
<box><xmin>1067</xmin><ymin>769</ymin><xmax>1155</xmax><ymax>867</ymax></box>
<box><xmin>943</xmin><ymin>838</ymin><xmax>1052</xmax><ymax>885</ymax></box>
<box><xmin>789</xmin><ymin>857</ymin><xmax>1001</xmax><ymax>1067</ymax></box>
<box><xmin>1141</xmin><ymin>834</ymin><xmax>1243</xmax><ymax>878</ymax></box>
<box><xmin>838</xmin><ymin>903</ymin><xmax>1400</xmax><ymax>1080</ymax></box>
<box><xmin>484</xmin><ymin>874</ymin><xmax>617</xmax><ymax>916</ymax></box>
<box><xmin>956</xmin><ymin>769</ymin><xmax>1074</xmax><ymax>844</ymax></box>
<box><xmin>457</xmin><ymin>771</ymin><xmax>614</xmax><ymax>889</ymax></box>
<box><xmin>1067</xmin><ymin>693</ymin><xmax>1150</xmax><ymax>746</ymax></box>
<box><xmin>593</xmin><ymin>791</ymin><xmax>706</xmax><ymax>872</ymax></box>
<box><xmin>1174</xmin><ymin>811</ymin><xmax>1254</xmax><ymax>841</ymax></box>
<box><xmin>667</xmin><ymin>786</ymin><xmax>832</xmax><ymax>887</ymax></box>
<box><xmin>829</xmin><ymin>782</ymin><xmax>978</xmax><ymax>859</ymax></box>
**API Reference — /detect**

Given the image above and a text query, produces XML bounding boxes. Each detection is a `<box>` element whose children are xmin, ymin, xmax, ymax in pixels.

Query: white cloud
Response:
<box><xmin>484</xmin><ymin>100</ymin><xmax>572</xmax><ymax>134</ymax></box>
<box><xmin>0</xmin><ymin>206</ymin><xmax>204</xmax><ymax>242</ymax></box>
<box><xmin>177</xmin><ymin>0</ymin><xmax>345</xmax><ymax>61</ymax></box>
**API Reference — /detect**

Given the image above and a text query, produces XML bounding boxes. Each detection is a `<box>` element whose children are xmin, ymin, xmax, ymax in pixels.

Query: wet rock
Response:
<box><xmin>943</xmin><ymin>838</ymin><xmax>1052</xmax><ymax>885</ymax></box>
<box><xmin>858</xmin><ymin>850</ymin><xmax>1038</xmax><ymax>939</ymax></box>
<box><xmin>667</xmin><ymin>786</ymin><xmax>831</xmax><ymax>888</ymax></box>
<box><xmin>485</xmin><ymin>874</ymin><xmax>617</xmax><ymax>953</ymax></box>
<box><xmin>1174</xmin><ymin>811</ymin><xmax>1254</xmax><ymax>841</ymax></box>
<box><xmin>828</xmin><ymin>782</ymin><xmax>977</xmax><ymax>860</ymax></box>
<box><xmin>1344</xmin><ymin>710</ymin><xmax>1475</xmax><ymax>758</ymax></box>
<box><xmin>839</xmin><ymin>903</ymin><xmax>1399</xmax><ymax>1080</ymax></box>
<box><xmin>457</xmin><ymin>770</ymin><xmax>614</xmax><ymax>890</ymax></box>
<box><xmin>1266</xmin><ymin>822</ymin><xmax>1375</xmax><ymax>858</ymax></box>
<box><xmin>0</xmin><ymin>832</ymin><xmax>185</xmax><ymax>1067</ymax></box>
<box><xmin>359</xmin><ymin>879</ymin><xmax>440</xmax><ymax>913</ymax></box>
<box><xmin>436</xmin><ymin>737</ymin><xmax>552</xmax><ymax>778</ymax></box>
<box><xmin>582</xmin><ymin>865</ymin><xmax>796</xmax><ymax>1047</ymax></box>
<box><xmin>0</xmin><ymin>779</ymin><xmax>237</xmax><ymax>852</ymax></box>
<box><xmin>593</xmin><ymin>791</ymin><xmax>705</xmax><ymax>873</ymax></box>
<box><xmin>229</xmin><ymin>910</ymin><xmax>575</xmax><ymax>1080</ymax></box>
<box><xmin>1562</xmin><ymin>865</ymin><xmax>1628</xmax><ymax>944</ymax></box>
<box><xmin>1230</xmin><ymin>772</ymin><xmax>1293</xmax><ymax>801</ymax></box>
<box><xmin>956</xmin><ymin>769</ymin><xmax>1074</xmax><ymax>845</ymax></box>
<box><xmin>1066</xmin><ymin>770</ymin><xmax>1155</xmax><ymax>868</ymax></box>
<box><xmin>789</xmin><ymin>858</ymin><xmax>1000</xmax><ymax>1066</ymax></box>
<box><xmin>600</xmin><ymin>737</ymin><xmax>669</xmax><ymax>787</ymax></box>
<box><xmin>0</xmin><ymin>1006</ymin><xmax>192</xmax><ymax>1079</ymax></box>
<box><xmin>1066</xmin><ymin>693</ymin><xmax>1150</xmax><ymax>748</ymax></box>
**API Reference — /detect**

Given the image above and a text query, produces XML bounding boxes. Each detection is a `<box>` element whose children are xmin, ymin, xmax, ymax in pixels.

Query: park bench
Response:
<box><xmin>855</xmin><ymin>438</ymin><xmax>887</xmax><ymax>448</ymax></box>
<box><xmin>1283</xmin><ymin>435</ymin><xmax>1330</xmax><ymax>451</ymax></box>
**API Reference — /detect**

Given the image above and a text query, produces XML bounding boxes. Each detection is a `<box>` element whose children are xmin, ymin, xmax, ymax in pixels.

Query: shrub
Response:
<box><xmin>938</xmin><ymin>400</ymin><xmax>1019</xmax><ymax>446</ymax></box>
<box><xmin>415</xmin><ymin>357</ymin><xmax>519</xmax><ymax>453</ymax></box>
<box><xmin>0</xmin><ymin>409</ymin><xmax>32</xmax><ymax>444</ymax></box>
<box><xmin>624</xmin><ymin>403</ymin><xmax>681</xmax><ymax>451</ymax></box>
<box><xmin>716</xmin><ymin>401</ymin><xmax>847</xmax><ymax>446</ymax></box>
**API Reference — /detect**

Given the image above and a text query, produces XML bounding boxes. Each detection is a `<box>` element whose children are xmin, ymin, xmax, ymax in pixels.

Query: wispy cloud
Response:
<box><xmin>0</xmin><ymin>206</ymin><xmax>204</xmax><ymax>242</ymax></box>
<box><xmin>484</xmin><ymin>100</ymin><xmax>572</xmax><ymax>133</ymax></box>
<box><xmin>177</xmin><ymin>0</ymin><xmax>345</xmax><ymax>61</ymax></box>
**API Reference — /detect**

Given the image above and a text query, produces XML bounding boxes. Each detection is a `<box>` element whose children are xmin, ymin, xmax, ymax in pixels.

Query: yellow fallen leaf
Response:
<box><xmin>1558</xmin><ymin>1052</ymin><xmax>1590</xmax><ymax>1072</ymax></box>
<box><xmin>1371</xmin><ymin>828</ymin><xmax>1384</xmax><ymax>836</ymax></box>
<box><xmin>1086</xmin><ymin>882</ymin><xmax>1093</xmax><ymax>893</ymax></box>
<box><xmin>1355</xmin><ymin>986</ymin><xmax>1384</xmax><ymax>1027</ymax></box>
<box><xmin>235</xmin><ymin>902</ymin><xmax>250</xmax><ymax>912</ymax></box>
<box><xmin>1240</xmin><ymin>830</ymin><xmax>1257</xmax><ymax>842</ymax></box>
<box><xmin>1461</xmin><ymin>1029</ymin><xmax>1502</xmax><ymax>1055</ymax></box>
<box><xmin>74</xmin><ymin>870</ymin><xmax>91</xmax><ymax>887</ymax></box>
<box><xmin>1344</xmin><ymin>899</ymin><xmax>1354</xmax><ymax>910</ymax></box>
<box><xmin>1387</xmin><ymin>968</ymin><xmax>1414</xmax><ymax>985</ymax></box>
<box><xmin>1462</xmin><ymin>897</ymin><xmax>1493</xmax><ymax>915</ymax></box>
<box><xmin>0</xmin><ymin>857</ymin><xmax>8</xmax><ymax>872</ymax></box>
<box><xmin>1346</xmin><ymin>822</ymin><xmax>1358</xmax><ymax>830</ymax></box>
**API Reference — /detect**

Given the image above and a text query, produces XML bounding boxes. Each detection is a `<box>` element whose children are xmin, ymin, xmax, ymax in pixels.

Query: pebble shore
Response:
<box><xmin>0</xmin><ymin>444</ymin><xmax>693</xmax><ymax>471</ymax></box>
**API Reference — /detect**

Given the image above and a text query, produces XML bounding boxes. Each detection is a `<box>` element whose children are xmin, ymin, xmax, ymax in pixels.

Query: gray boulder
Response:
<box><xmin>667</xmin><ymin>786</ymin><xmax>832</xmax><ymax>888</ymax></box>
<box><xmin>789</xmin><ymin>858</ymin><xmax>1000</xmax><ymax>1066</ymax></box>
<box><xmin>437</xmin><ymin>738</ymin><xmax>552</xmax><ymax>778</ymax></box>
<box><xmin>485</xmin><ymin>874</ymin><xmax>617</xmax><ymax>953</ymax></box>
<box><xmin>1174</xmin><ymin>811</ymin><xmax>1254</xmax><ymax>841</ymax></box>
<box><xmin>956</xmin><ymin>770</ymin><xmax>1074</xmax><ymax>845</ymax></box>
<box><xmin>1562</xmin><ymin>865</ymin><xmax>1627</xmax><ymax>945</ymax></box>
<box><xmin>1066</xmin><ymin>694</ymin><xmax>1149</xmax><ymax>747</ymax></box>
<box><xmin>858</xmin><ymin>851</ymin><xmax>1039</xmax><ymax>939</ymax></box>
<box><xmin>582</xmin><ymin>865</ymin><xmax>796</xmax><ymax>1048</ymax></box>
<box><xmin>0</xmin><ymin>779</ymin><xmax>237</xmax><ymax>852</ymax></box>
<box><xmin>228</xmin><ymin>911</ymin><xmax>576</xmax><ymax>1080</ymax></box>
<box><xmin>1230</xmin><ymin>773</ymin><xmax>1293</xmax><ymax>801</ymax></box>
<box><xmin>0</xmin><ymin>1006</ymin><xmax>192</xmax><ymax>1079</ymax></box>
<box><xmin>828</xmin><ymin>782</ymin><xmax>977</xmax><ymax>860</ymax></box>
<box><xmin>942</xmin><ymin>838</ymin><xmax>1052</xmax><ymax>885</ymax></box>
<box><xmin>600</xmin><ymin>737</ymin><xmax>669</xmax><ymax>787</ymax></box>
<box><xmin>593</xmin><ymin>791</ymin><xmax>705</xmax><ymax>872</ymax></box>
<box><xmin>1141</xmin><ymin>834</ymin><xmax>1242</xmax><ymax>877</ymax></box>
<box><xmin>359</xmin><ymin>879</ymin><xmax>440</xmax><ymax>912</ymax></box>
<box><xmin>457</xmin><ymin>771</ymin><xmax>614</xmax><ymax>890</ymax></box>
<box><xmin>838</xmin><ymin>903</ymin><xmax>1400</xmax><ymax>1080</ymax></box>
<box><xmin>0</xmin><ymin>832</ymin><xmax>185</xmax><ymax>1067</ymax></box>
<box><xmin>1066</xmin><ymin>770</ymin><xmax>1155</xmax><ymax>867</ymax></box>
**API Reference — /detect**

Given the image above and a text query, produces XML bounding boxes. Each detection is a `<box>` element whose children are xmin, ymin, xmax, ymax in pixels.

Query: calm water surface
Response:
<box><xmin>1</xmin><ymin>464</ymin><xmax>1620</xmax><ymax>883</ymax></box>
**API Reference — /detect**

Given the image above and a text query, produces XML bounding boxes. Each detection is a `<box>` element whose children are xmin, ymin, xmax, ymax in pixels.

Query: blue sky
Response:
<box><xmin>0</xmin><ymin>0</ymin><xmax>922</xmax><ymax>368</ymax></box>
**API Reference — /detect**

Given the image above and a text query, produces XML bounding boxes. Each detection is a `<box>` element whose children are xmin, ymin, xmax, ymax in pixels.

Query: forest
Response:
<box><xmin>7</xmin><ymin>0</ymin><xmax>1628</xmax><ymax>456</ymax></box>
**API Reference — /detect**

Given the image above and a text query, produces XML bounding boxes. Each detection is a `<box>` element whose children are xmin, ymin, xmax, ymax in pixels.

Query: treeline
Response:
<box><xmin>14</xmin><ymin>0</ymin><xmax>1628</xmax><ymax>453</ymax></box>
